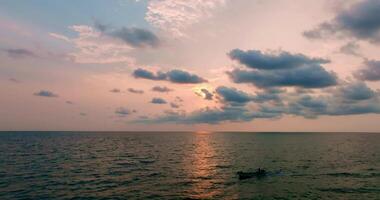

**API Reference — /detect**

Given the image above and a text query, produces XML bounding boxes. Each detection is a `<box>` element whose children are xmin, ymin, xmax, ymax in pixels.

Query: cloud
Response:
<box><xmin>133</xmin><ymin>68</ymin><xmax>167</xmax><ymax>80</ymax></box>
<box><xmin>214</xmin><ymin>86</ymin><xmax>282</xmax><ymax>106</ymax></box>
<box><xmin>166</xmin><ymin>70</ymin><xmax>207</xmax><ymax>84</ymax></box>
<box><xmin>145</xmin><ymin>0</ymin><xmax>226</xmax><ymax>37</ymax></box>
<box><xmin>227</xmin><ymin>48</ymin><xmax>336</xmax><ymax>89</ymax></box>
<box><xmin>49</xmin><ymin>23</ymin><xmax>159</xmax><ymax>64</ymax></box>
<box><xmin>109</xmin><ymin>27</ymin><xmax>160</xmax><ymax>48</ymax></box>
<box><xmin>170</xmin><ymin>102</ymin><xmax>180</xmax><ymax>108</ymax></box>
<box><xmin>293</xmin><ymin>95</ymin><xmax>328</xmax><ymax>115</ymax></box>
<box><xmin>303</xmin><ymin>22</ymin><xmax>338</xmax><ymax>40</ymax></box>
<box><xmin>4</xmin><ymin>48</ymin><xmax>37</xmax><ymax>58</ymax></box>
<box><xmin>251</xmin><ymin>88</ymin><xmax>283</xmax><ymax>103</ymax></box>
<box><xmin>175</xmin><ymin>96</ymin><xmax>184</xmax><ymax>102</ymax></box>
<box><xmin>288</xmin><ymin>81</ymin><xmax>380</xmax><ymax>118</ymax></box>
<box><xmin>94</xmin><ymin>22</ymin><xmax>160</xmax><ymax>48</ymax></box>
<box><xmin>181</xmin><ymin>107</ymin><xmax>254</xmax><ymax>124</ymax></box>
<box><xmin>340</xmin><ymin>82</ymin><xmax>375</xmax><ymax>101</ymax></box>
<box><xmin>339</xmin><ymin>41</ymin><xmax>361</xmax><ymax>56</ymax></box>
<box><xmin>9</xmin><ymin>78</ymin><xmax>20</xmax><ymax>83</ymax></box>
<box><xmin>34</xmin><ymin>90</ymin><xmax>58</xmax><ymax>97</ymax></box>
<box><xmin>152</xmin><ymin>86</ymin><xmax>173</xmax><ymax>93</ymax></box>
<box><xmin>93</xmin><ymin>21</ymin><xmax>108</xmax><ymax>32</ymax></box>
<box><xmin>66</xmin><ymin>101</ymin><xmax>74</xmax><ymax>104</ymax></box>
<box><xmin>62</xmin><ymin>25</ymin><xmax>134</xmax><ymax>64</ymax></box>
<box><xmin>150</xmin><ymin>97</ymin><xmax>167</xmax><ymax>104</ymax></box>
<box><xmin>216</xmin><ymin>86</ymin><xmax>252</xmax><ymax>104</ymax></box>
<box><xmin>228</xmin><ymin>49</ymin><xmax>329</xmax><ymax>70</ymax></box>
<box><xmin>289</xmin><ymin>96</ymin><xmax>380</xmax><ymax>118</ymax></box>
<box><xmin>228</xmin><ymin>66</ymin><xmax>337</xmax><ymax>88</ymax></box>
<box><xmin>136</xmin><ymin>81</ymin><xmax>380</xmax><ymax>124</ymax></box>
<box><xmin>49</xmin><ymin>33</ymin><xmax>71</xmax><ymax>42</ymax></box>
<box><xmin>110</xmin><ymin>88</ymin><xmax>121</xmax><ymax>93</ymax></box>
<box><xmin>115</xmin><ymin>107</ymin><xmax>136</xmax><ymax>117</ymax></box>
<box><xmin>195</xmin><ymin>88</ymin><xmax>214</xmax><ymax>100</ymax></box>
<box><xmin>133</xmin><ymin>68</ymin><xmax>207</xmax><ymax>84</ymax></box>
<box><xmin>354</xmin><ymin>60</ymin><xmax>380</xmax><ymax>81</ymax></box>
<box><xmin>304</xmin><ymin>0</ymin><xmax>380</xmax><ymax>43</ymax></box>
<box><xmin>136</xmin><ymin>106</ymin><xmax>280</xmax><ymax>124</ymax></box>
<box><xmin>127</xmin><ymin>88</ymin><xmax>144</xmax><ymax>94</ymax></box>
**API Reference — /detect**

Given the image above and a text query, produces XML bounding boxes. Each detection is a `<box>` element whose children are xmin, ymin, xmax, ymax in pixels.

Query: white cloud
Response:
<box><xmin>49</xmin><ymin>25</ymin><xmax>134</xmax><ymax>64</ymax></box>
<box><xmin>49</xmin><ymin>33</ymin><xmax>71</xmax><ymax>42</ymax></box>
<box><xmin>145</xmin><ymin>0</ymin><xmax>226</xmax><ymax>37</ymax></box>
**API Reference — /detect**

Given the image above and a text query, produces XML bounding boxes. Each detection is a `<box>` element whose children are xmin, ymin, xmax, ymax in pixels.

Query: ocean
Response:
<box><xmin>0</xmin><ymin>132</ymin><xmax>379</xmax><ymax>199</ymax></box>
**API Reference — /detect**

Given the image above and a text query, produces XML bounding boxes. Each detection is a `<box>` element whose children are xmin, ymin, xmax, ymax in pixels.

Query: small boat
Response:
<box><xmin>237</xmin><ymin>168</ymin><xmax>267</xmax><ymax>180</ymax></box>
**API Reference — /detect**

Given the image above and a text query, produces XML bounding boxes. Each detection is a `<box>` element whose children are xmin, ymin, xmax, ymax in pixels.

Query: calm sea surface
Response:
<box><xmin>0</xmin><ymin>132</ymin><xmax>379</xmax><ymax>200</ymax></box>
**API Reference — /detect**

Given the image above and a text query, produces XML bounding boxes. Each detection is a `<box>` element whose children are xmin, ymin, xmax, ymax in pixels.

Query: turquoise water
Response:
<box><xmin>0</xmin><ymin>132</ymin><xmax>379</xmax><ymax>199</ymax></box>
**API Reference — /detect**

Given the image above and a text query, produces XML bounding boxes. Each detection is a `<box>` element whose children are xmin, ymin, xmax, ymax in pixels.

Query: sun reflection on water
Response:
<box><xmin>185</xmin><ymin>133</ymin><xmax>225</xmax><ymax>199</ymax></box>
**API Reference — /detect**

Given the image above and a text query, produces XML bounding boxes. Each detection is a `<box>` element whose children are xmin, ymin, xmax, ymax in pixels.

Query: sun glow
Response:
<box><xmin>192</xmin><ymin>84</ymin><xmax>214</xmax><ymax>99</ymax></box>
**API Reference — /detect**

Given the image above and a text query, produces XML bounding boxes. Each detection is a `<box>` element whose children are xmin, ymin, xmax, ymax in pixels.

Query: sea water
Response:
<box><xmin>0</xmin><ymin>132</ymin><xmax>379</xmax><ymax>199</ymax></box>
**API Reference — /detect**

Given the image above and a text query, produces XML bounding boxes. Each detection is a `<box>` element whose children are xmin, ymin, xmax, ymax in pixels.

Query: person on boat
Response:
<box><xmin>257</xmin><ymin>168</ymin><xmax>266</xmax><ymax>175</ymax></box>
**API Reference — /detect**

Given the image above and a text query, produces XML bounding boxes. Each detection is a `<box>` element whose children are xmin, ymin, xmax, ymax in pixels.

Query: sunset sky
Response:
<box><xmin>1</xmin><ymin>0</ymin><xmax>380</xmax><ymax>132</ymax></box>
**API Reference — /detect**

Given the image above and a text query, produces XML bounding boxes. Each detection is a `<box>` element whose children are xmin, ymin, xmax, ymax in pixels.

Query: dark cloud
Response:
<box><xmin>4</xmin><ymin>48</ymin><xmax>37</xmax><ymax>58</ymax></box>
<box><xmin>288</xmin><ymin>101</ymin><xmax>324</xmax><ymax>119</ymax></box>
<box><xmin>115</xmin><ymin>107</ymin><xmax>136</xmax><ymax>117</ymax></box>
<box><xmin>170</xmin><ymin>102</ymin><xmax>180</xmax><ymax>108</ymax></box>
<box><xmin>175</xmin><ymin>96</ymin><xmax>184</xmax><ymax>102</ymax></box>
<box><xmin>166</xmin><ymin>70</ymin><xmax>207</xmax><ymax>84</ymax></box>
<box><xmin>151</xmin><ymin>97</ymin><xmax>167</xmax><ymax>104</ymax></box>
<box><xmin>289</xmin><ymin>96</ymin><xmax>380</xmax><ymax>118</ymax></box>
<box><xmin>287</xmin><ymin>81</ymin><xmax>380</xmax><ymax>118</ymax></box>
<box><xmin>152</xmin><ymin>86</ymin><xmax>173</xmax><ymax>93</ymax></box>
<box><xmin>304</xmin><ymin>0</ymin><xmax>380</xmax><ymax>43</ymax></box>
<box><xmin>80</xmin><ymin>112</ymin><xmax>87</xmax><ymax>117</ymax></box>
<box><xmin>135</xmin><ymin>81</ymin><xmax>380</xmax><ymax>124</ymax></box>
<box><xmin>133</xmin><ymin>68</ymin><xmax>167</xmax><ymax>80</ymax></box>
<box><xmin>9</xmin><ymin>78</ymin><xmax>20</xmax><ymax>83</ymax></box>
<box><xmin>195</xmin><ymin>88</ymin><xmax>213</xmax><ymax>100</ymax></box>
<box><xmin>216</xmin><ymin>86</ymin><xmax>252</xmax><ymax>104</ymax></box>
<box><xmin>227</xmin><ymin>48</ymin><xmax>336</xmax><ymax>89</ymax></box>
<box><xmin>303</xmin><ymin>22</ymin><xmax>338</xmax><ymax>39</ymax></box>
<box><xmin>135</xmin><ymin>106</ymin><xmax>280</xmax><ymax>124</ymax></box>
<box><xmin>133</xmin><ymin>68</ymin><xmax>207</xmax><ymax>84</ymax></box>
<box><xmin>201</xmin><ymin>89</ymin><xmax>213</xmax><ymax>100</ymax></box>
<box><xmin>297</xmin><ymin>96</ymin><xmax>327</xmax><ymax>109</ymax></box>
<box><xmin>94</xmin><ymin>22</ymin><xmax>160</xmax><ymax>48</ymax></box>
<box><xmin>34</xmin><ymin>90</ymin><xmax>58</xmax><ymax>97</ymax></box>
<box><xmin>110</xmin><ymin>27</ymin><xmax>160</xmax><ymax>48</ymax></box>
<box><xmin>354</xmin><ymin>60</ymin><xmax>380</xmax><ymax>81</ymax></box>
<box><xmin>251</xmin><ymin>88</ymin><xmax>283</xmax><ymax>103</ymax></box>
<box><xmin>339</xmin><ymin>41</ymin><xmax>361</xmax><ymax>56</ymax></box>
<box><xmin>127</xmin><ymin>88</ymin><xmax>144</xmax><ymax>94</ymax></box>
<box><xmin>228</xmin><ymin>65</ymin><xmax>337</xmax><ymax>88</ymax></box>
<box><xmin>229</xmin><ymin>49</ymin><xmax>329</xmax><ymax>70</ymax></box>
<box><xmin>66</xmin><ymin>101</ymin><xmax>74</xmax><ymax>105</ymax></box>
<box><xmin>340</xmin><ymin>82</ymin><xmax>375</xmax><ymax>101</ymax></box>
<box><xmin>291</xmin><ymin>95</ymin><xmax>328</xmax><ymax>118</ymax></box>
<box><xmin>182</xmin><ymin>107</ymin><xmax>253</xmax><ymax>124</ymax></box>
<box><xmin>326</xmin><ymin>104</ymin><xmax>380</xmax><ymax>116</ymax></box>
<box><xmin>94</xmin><ymin>21</ymin><xmax>108</xmax><ymax>32</ymax></box>
<box><xmin>110</xmin><ymin>88</ymin><xmax>121</xmax><ymax>93</ymax></box>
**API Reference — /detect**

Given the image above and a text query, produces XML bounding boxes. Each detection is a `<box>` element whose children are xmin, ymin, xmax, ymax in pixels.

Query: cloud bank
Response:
<box><xmin>227</xmin><ymin>49</ymin><xmax>336</xmax><ymax>89</ymax></box>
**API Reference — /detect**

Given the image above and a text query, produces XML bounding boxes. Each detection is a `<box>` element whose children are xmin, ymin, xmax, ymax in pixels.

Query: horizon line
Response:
<box><xmin>0</xmin><ymin>131</ymin><xmax>379</xmax><ymax>134</ymax></box>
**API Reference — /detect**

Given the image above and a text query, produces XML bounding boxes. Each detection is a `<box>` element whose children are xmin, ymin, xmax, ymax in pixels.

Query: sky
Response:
<box><xmin>1</xmin><ymin>0</ymin><xmax>380</xmax><ymax>132</ymax></box>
